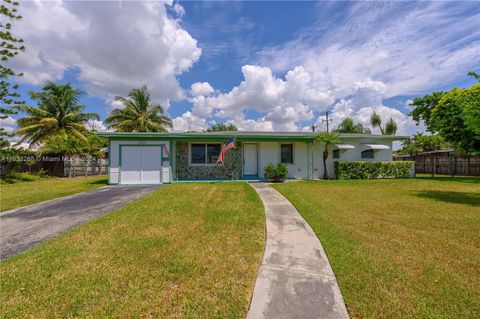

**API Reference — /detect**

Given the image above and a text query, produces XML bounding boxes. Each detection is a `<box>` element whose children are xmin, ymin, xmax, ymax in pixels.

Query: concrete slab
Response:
<box><xmin>0</xmin><ymin>185</ymin><xmax>161</xmax><ymax>260</ymax></box>
<box><xmin>247</xmin><ymin>183</ymin><xmax>349</xmax><ymax>319</ymax></box>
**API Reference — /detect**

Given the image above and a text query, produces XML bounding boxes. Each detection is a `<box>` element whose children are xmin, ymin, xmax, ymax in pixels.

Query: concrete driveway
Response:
<box><xmin>0</xmin><ymin>185</ymin><xmax>161</xmax><ymax>260</ymax></box>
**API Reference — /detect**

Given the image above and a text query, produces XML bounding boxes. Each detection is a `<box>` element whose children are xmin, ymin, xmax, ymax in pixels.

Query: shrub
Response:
<box><xmin>334</xmin><ymin>161</ymin><xmax>414</xmax><ymax>179</ymax></box>
<box><xmin>36</xmin><ymin>168</ymin><xmax>49</xmax><ymax>178</ymax></box>
<box><xmin>264</xmin><ymin>162</ymin><xmax>288</xmax><ymax>182</ymax></box>
<box><xmin>1</xmin><ymin>172</ymin><xmax>39</xmax><ymax>184</ymax></box>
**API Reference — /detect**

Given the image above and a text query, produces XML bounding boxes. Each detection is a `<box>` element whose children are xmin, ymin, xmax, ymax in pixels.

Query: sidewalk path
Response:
<box><xmin>247</xmin><ymin>183</ymin><xmax>349</xmax><ymax>319</ymax></box>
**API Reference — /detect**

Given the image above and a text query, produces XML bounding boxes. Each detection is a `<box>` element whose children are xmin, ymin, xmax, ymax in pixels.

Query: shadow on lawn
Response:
<box><xmin>413</xmin><ymin>190</ymin><xmax>480</xmax><ymax>207</ymax></box>
<box><xmin>88</xmin><ymin>178</ymin><xmax>109</xmax><ymax>185</ymax></box>
<box><xmin>415</xmin><ymin>176</ymin><xmax>480</xmax><ymax>184</ymax></box>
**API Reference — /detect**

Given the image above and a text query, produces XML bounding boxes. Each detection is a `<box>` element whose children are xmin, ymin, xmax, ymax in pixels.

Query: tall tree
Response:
<box><xmin>14</xmin><ymin>81</ymin><xmax>99</xmax><ymax>148</ymax></box>
<box><xmin>431</xmin><ymin>85</ymin><xmax>479</xmax><ymax>152</ymax></box>
<box><xmin>370</xmin><ymin>112</ymin><xmax>397</xmax><ymax>135</ymax></box>
<box><xmin>105</xmin><ymin>86</ymin><xmax>172</xmax><ymax>132</ymax></box>
<box><xmin>409</xmin><ymin>79</ymin><xmax>479</xmax><ymax>153</ymax></box>
<box><xmin>334</xmin><ymin>118</ymin><xmax>365</xmax><ymax>134</ymax></box>
<box><xmin>409</xmin><ymin>91</ymin><xmax>446</xmax><ymax>129</ymax></box>
<box><xmin>397</xmin><ymin>133</ymin><xmax>449</xmax><ymax>156</ymax></box>
<box><xmin>1</xmin><ymin>0</ymin><xmax>25</xmax><ymax>148</ymax></box>
<box><xmin>315</xmin><ymin>132</ymin><xmax>340</xmax><ymax>180</ymax></box>
<box><xmin>206</xmin><ymin>123</ymin><xmax>238</xmax><ymax>132</ymax></box>
<box><xmin>467</xmin><ymin>71</ymin><xmax>480</xmax><ymax>82</ymax></box>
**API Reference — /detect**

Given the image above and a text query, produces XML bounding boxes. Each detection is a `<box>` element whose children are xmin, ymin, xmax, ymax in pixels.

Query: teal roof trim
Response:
<box><xmin>98</xmin><ymin>131</ymin><xmax>408</xmax><ymax>142</ymax></box>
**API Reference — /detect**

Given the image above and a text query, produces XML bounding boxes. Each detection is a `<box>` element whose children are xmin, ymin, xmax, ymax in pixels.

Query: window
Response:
<box><xmin>333</xmin><ymin>149</ymin><xmax>340</xmax><ymax>159</ymax></box>
<box><xmin>190</xmin><ymin>143</ymin><xmax>221</xmax><ymax>165</ymax></box>
<box><xmin>361</xmin><ymin>149</ymin><xmax>374</xmax><ymax>159</ymax></box>
<box><xmin>207</xmin><ymin>144</ymin><xmax>221</xmax><ymax>164</ymax></box>
<box><xmin>280</xmin><ymin>144</ymin><xmax>293</xmax><ymax>164</ymax></box>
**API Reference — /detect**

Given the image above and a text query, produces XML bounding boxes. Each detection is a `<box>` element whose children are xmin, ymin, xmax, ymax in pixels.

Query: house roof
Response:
<box><xmin>98</xmin><ymin>131</ymin><xmax>408</xmax><ymax>142</ymax></box>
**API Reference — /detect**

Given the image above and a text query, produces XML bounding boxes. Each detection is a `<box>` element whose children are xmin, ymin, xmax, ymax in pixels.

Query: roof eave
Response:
<box><xmin>97</xmin><ymin>132</ymin><xmax>409</xmax><ymax>142</ymax></box>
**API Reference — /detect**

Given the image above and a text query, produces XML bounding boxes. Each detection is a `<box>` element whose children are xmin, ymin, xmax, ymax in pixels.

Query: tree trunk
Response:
<box><xmin>323</xmin><ymin>148</ymin><xmax>329</xmax><ymax>180</ymax></box>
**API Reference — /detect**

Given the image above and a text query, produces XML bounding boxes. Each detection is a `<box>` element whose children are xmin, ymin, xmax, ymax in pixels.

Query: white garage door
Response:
<box><xmin>120</xmin><ymin>146</ymin><xmax>162</xmax><ymax>184</ymax></box>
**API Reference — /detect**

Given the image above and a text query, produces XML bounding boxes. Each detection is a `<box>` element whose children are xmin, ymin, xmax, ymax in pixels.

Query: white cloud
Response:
<box><xmin>232</xmin><ymin>118</ymin><xmax>274</xmax><ymax>131</ymax></box>
<box><xmin>0</xmin><ymin>116</ymin><xmax>17</xmax><ymax>134</ymax></box>
<box><xmin>0</xmin><ymin>117</ymin><xmax>32</xmax><ymax>149</ymax></box>
<box><xmin>9</xmin><ymin>1</ymin><xmax>476</xmax><ymax>136</ymax></box>
<box><xmin>172</xmin><ymin>111</ymin><xmax>208</xmax><ymax>132</ymax></box>
<box><xmin>258</xmin><ymin>2</ymin><xmax>480</xmax><ymax>98</ymax></box>
<box><xmin>86</xmin><ymin>119</ymin><xmax>109</xmax><ymax>132</ymax></box>
<box><xmin>190</xmin><ymin>82</ymin><xmax>214</xmax><ymax>97</ymax></box>
<box><xmin>193</xmin><ymin>65</ymin><xmax>334</xmax><ymax>131</ymax></box>
<box><xmin>189</xmin><ymin>2</ymin><xmax>478</xmax><ymax>133</ymax></box>
<box><xmin>403</xmin><ymin>99</ymin><xmax>415</xmax><ymax>111</ymax></box>
<box><xmin>10</xmin><ymin>0</ymin><xmax>201</xmax><ymax>108</ymax></box>
<box><xmin>172</xmin><ymin>3</ymin><xmax>185</xmax><ymax>18</ymax></box>
<box><xmin>313</xmin><ymin>81</ymin><xmax>425</xmax><ymax>136</ymax></box>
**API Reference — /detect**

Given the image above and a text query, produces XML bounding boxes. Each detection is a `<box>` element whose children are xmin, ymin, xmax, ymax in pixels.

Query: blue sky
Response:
<box><xmin>3</xmin><ymin>0</ymin><xmax>480</xmax><ymax>138</ymax></box>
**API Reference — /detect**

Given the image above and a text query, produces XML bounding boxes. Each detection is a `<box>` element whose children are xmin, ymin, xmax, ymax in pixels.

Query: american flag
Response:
<box><xmin>217</xmin><ymin>139</ymin><xmax>235</xmax><ymax>164</ymax></box>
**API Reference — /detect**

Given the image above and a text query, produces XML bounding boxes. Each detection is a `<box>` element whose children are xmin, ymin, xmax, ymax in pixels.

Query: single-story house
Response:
<box><xmin>98</xmin><ymin>131</ymin><xmax>407</xmax><ymax>185</ymax></box>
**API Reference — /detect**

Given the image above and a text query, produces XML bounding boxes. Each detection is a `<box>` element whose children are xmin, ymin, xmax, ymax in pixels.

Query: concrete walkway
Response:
<box><xmin>0</xmin><ymin>185</ymin><xmax>161</xmax><ymax>260</ymax></box>
<box><xmin>247</xmin><ymin>183</ymin><xmax>349</xmax><ymax>319</ymax></box>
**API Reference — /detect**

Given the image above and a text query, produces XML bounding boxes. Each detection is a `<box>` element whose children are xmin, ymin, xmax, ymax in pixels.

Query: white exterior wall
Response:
<box><xmin>257</xmin><ymin>142</ymin><xmax>309</xmax><ymax>179</ymax></box>
<box><xmin>313</xmin><ymin>139</ymin><xmax>393</xmax><ymax>179</ymax></box>
<box><xmin>255</xmin><ymin>140</ymin><xmax>393</xmax><ymax>179</ymax></box>
<box><xmin>109</xmin><ymin>140</ymin><xmax>171</xmax><ymax>184</ymax></box>
<box><xmin>107</xmin><ymin>138</ymin><xmax>393</xmax><ymax>183</ymax></box>
<box><xmin>257</xmin><ymin>142</ymin><xmax>277</xmax><ymax>178</ymax></box>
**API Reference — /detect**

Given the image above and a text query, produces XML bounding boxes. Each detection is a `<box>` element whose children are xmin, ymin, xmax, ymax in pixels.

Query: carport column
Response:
<box><xmin>307</xmin><ymin>142</ymin><xmax>314</xmax><ymax>180</ymax></box>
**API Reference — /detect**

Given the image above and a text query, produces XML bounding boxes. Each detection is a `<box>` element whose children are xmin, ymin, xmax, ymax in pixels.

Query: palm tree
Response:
<box><xmin>315</xmin><ymin>131</ymin><xmax>340</xmax><ymax>179</ymax></box>
<box><xmin>370</xmin><ymin>112</ymin><xmax>397</xmax><ymax>135</ymax></box>
<box><xmin>334</xmin><ymin>118</ymin><xmax>365</xmax><ymax>134</ymax></box>
<box><xmin>370</xmin><ymin>112</ymin><xmax>384</xmax><ymax>134</ymax></box>
<box><xmin>385</xmin><ymin>118</ymin><xmax>398</xmax><ymax>135</ymax></box>
<box><xmin>38</xmin><ymin>132</ymin><xmax>85</xmax><ymax>156</ymax></box>
<box><xmin>105</xmin><ymin>86</ymin><xmax>172</xmax><ymax>132</ymax></box>
<box><xmin>14</xmin><ymin>81</ymin><xmax>99</xmax><ymax>148</ymax></box>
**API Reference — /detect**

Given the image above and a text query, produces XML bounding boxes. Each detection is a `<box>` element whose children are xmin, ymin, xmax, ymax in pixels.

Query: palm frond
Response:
<box><xmin>13</xmin><ymin>105</ymin><xmax>51</xmax><ymax>117</ymax></box>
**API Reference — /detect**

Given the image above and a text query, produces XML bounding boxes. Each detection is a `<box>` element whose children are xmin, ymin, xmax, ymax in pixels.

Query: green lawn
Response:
<box><xmin>0</xmin><ymin>176</ymin><xmax>108</xmax><ymax>211</ymax></box>
<box><xmin>0</xmin><ymin>183</ymin><xmax>265</xmax><ymax>318</ymax></box>
<box><xmin>273</xmin><ymin>177</ymin><xmax>479</xmax><ymax>319</ymax></box>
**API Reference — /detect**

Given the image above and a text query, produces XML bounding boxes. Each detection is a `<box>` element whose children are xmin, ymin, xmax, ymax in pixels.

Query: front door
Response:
<box><xmin>243</xmin><ymin>144</ymin><xmax>258</xmax><ymax>176</ymax></box>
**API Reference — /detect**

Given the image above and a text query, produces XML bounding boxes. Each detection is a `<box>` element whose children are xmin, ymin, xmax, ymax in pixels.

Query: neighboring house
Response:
<box><xmin>98</xmin><ymin>131</ymin><xmax>406</xmax><ymax>185</ymax></box>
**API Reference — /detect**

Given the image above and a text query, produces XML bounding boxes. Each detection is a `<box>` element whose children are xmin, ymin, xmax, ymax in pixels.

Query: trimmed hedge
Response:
<box><xmin>334</xmin><ymin>161</ymin><xmax>414</xmax><ymax>179</ymax></box>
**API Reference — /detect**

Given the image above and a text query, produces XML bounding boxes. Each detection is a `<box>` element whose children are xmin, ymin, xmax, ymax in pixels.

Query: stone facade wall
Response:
<box><xmin>175</xmin><ymin>141</ymin><xmax>243</xmax><ymax>180</ymax></box>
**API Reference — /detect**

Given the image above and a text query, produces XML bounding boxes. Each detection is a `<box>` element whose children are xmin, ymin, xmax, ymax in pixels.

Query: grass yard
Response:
<box><xmin>0</xmin><ymin>176</ymin><xmax>108</xmax><ymax>212</ymax></box>
<box><xmin>0</xmin><ymin>183</ymin><xmax>265</xmax><ymax>318</ymax></box>
<box><xmin>273</xmin><ymin>177</ymin><xmax>479</xmax><ymax>319</ymax></box>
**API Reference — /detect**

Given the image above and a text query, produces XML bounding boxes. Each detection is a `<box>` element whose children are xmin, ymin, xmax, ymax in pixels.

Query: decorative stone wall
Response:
<box><xmin>175</xmin><ymin>141</ymin><xmax>243</xmax><ymax>180</ymax></box>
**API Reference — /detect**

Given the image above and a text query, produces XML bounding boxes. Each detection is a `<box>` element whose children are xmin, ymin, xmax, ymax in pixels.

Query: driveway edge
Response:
<box><xmin>0</xmin><ymin>186</ymin><xmax>110</xmax><ymax>216</ymax></box>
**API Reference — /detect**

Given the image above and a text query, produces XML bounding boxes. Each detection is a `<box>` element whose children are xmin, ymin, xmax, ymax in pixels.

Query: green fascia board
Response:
<box><xmin>98</xmin><ymin>132</ymin><xmax>408</xmax><ymax>142</ymax></box>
